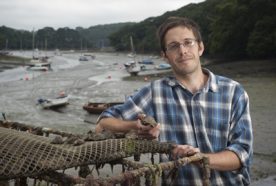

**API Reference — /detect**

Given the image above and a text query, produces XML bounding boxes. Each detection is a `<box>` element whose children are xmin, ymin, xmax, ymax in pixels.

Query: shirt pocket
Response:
<box><xmin>207</xmin><ymin>120</ymin><xmax>230</xmax><ymax>152</ymax></box>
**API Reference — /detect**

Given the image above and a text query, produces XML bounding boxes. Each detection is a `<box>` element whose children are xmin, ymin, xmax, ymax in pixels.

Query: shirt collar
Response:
<box><xmin>202</xmin><ymin>68</ymin><xmax>219</xmax><ymax>92</ymax></box>
<box><xmin>164</xmin><ymin>68</ymin><xmax>219</xmax><ymax>92</ymax></box>
<box><xmin>164</xmin><ymin>76</ymin><xmax>178</xmax><ymax>87</ymax></box>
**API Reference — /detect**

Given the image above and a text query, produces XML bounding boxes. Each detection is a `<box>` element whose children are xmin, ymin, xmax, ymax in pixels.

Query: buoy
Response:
<box><xmin>59</xmin><ymin>91</ymin><xmax>65</xmax><ymax>97</ymax></box>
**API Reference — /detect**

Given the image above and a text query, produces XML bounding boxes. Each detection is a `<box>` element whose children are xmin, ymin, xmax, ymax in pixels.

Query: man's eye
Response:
<box><xmin>168</xmin><ymin>43</ymin><xmax>179</xmax><ymax>49</ymax></box>
<box><xmin>184</xmin><ymin>40</ymin><xmax>193</xmax><ymax>46</ymax></box>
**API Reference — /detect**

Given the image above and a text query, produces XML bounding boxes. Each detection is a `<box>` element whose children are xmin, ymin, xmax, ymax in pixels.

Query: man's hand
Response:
<box><xmin>95</xmin><ymin>123</ymin><xmax>104</xmax><ymax>133</ymax></box>
<box><xmin>172</xmin><ymin>145</ymin><xmax>200</xmax><ymax>159</ymax></box>
<box><xmin>136</xmin><ymin>119</ymin><xmax>160</xmax><ymax>140</ymax></box>
<box><xmin>95</xmin><ymin>115</ymin><xmax>160</xmax><ymax>140</ymax></box>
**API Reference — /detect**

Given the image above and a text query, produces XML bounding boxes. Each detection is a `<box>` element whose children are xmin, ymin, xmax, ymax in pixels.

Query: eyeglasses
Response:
<box><xmin>165</xmin><ymin>38</ymin><xmax>198</xmax><ymax>52</ymax></box>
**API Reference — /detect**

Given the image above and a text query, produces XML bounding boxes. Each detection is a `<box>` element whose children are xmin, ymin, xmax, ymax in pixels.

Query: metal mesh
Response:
<box><xmin>0</xmin><ymin>127</ymin><xmax>174</xmax><ymax>180</ymax></box>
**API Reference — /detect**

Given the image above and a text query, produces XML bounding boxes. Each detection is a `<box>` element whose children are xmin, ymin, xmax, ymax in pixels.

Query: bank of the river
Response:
<box><xmin>0</xmin><ymin>55</ymin><xmax>31</xmax><ymax>72</ymax></box>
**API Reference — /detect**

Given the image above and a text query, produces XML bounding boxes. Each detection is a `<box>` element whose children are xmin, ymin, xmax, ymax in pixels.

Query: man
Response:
<box><xmin>96</xmin><ymin>17</ymin><xmax>253</xmax><ymax>185</ymax></box>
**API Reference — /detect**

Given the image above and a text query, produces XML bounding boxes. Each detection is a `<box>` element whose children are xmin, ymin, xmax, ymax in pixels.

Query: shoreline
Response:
<box><xmin>0</xmin><ymin>55</ymin><xmax>31</xmax><ymax>72</ymax></box>
<box><xmin>121</xmin><ymin>59</ymin><xmax>276</xmax><ymax>82</ymax></box>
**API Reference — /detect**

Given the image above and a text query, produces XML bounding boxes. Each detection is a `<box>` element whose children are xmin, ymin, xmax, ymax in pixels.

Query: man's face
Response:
<box><xmin>162</xmin><ymin>26</ymin><xmax>204</xmax><ymax>77</ymax></box>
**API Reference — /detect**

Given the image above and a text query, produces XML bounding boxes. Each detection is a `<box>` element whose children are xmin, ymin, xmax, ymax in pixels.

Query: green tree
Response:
<box><xmin>247</xmin><ymin>16</ymin><xmax>276</xmax><ymax>58</ymax></box>
<box><xmin>54</xmin><ymin>28</ymin><xmax>80</xmax><ymax>49</ymax></box>
<box><xmin>208</xmin><ymin>0</ymin><xmax>276</xmax><ymax>59</ymax></box>
<box><xmin>246</xmin><ymin>0</ymin><xmax>276</xmax><ymax>58</ymax></box>
<box><xmin>36</xmin><ymin>27</ymin><xmax>56</xmax><ymax>50</ymax></box>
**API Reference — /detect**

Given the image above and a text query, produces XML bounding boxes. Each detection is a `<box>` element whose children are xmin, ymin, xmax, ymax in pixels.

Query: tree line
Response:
<box><xmin>0</xmin><ymin>23</ymin><xmax>132</xmax><ymax>51</ymax></box>
<box><xmin>110</xmin><ymin>0</ymin><xmax>276</xmax><ymax>59</ymax></box>
<box><xmin>0</xmin><ymin>0</ymin><xmax>275</xmax><ymax>59</ymax></box>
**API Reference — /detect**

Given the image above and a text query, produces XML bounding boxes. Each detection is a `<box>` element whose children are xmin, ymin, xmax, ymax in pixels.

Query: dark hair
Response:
<box><xmin>157</xmin><ymin>17</ymin><xmax>202</xmax><ymax>52</ymax></box>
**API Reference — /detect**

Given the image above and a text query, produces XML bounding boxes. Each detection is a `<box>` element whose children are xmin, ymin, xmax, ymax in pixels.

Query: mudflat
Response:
<box><xmin>0</xmin><ymin>54</ymin><xmax>275</xmax><ymax>184</ymax></box>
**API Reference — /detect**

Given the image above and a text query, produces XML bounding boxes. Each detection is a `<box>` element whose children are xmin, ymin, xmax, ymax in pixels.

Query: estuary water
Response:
<box><xmin>0</xmin><ymin>51</ymin><xmax>163</xmax><ymax>134</ymax></box>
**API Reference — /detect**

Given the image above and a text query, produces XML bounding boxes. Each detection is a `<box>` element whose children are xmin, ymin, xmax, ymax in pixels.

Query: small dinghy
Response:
<box><xmin>37</xmin><ymin>94</ymin><xmax>69</xmax><ymax>109</ymax></box>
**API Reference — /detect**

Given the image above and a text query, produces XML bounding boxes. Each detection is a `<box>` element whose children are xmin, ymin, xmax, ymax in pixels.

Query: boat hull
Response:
<box><xmin>39</xmin><ymin>96</ymin><xmax>69</xmax><ymax>109</ymax></box>
<box><xmin>83</xmin><ymin>102</ymin><xmax>123</xmax><ymax>114</ymax></box>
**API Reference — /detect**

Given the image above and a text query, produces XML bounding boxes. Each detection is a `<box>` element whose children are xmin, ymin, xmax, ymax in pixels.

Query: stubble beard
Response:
<box><xmin>172</xmin><ymin>58</ymin><xmax>200</xmax><ymax>77</ymax></box>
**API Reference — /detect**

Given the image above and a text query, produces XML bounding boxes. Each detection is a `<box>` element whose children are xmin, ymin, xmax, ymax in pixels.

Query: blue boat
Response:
<box><xmin>138</xmin><ymin>59</ymin><xmax>154</xmax><ymax>65</ymax></box>
<box><xmin>155</xmin><ymin>63</ymin><xmax>171</xmax><ymax>70</ymax></box>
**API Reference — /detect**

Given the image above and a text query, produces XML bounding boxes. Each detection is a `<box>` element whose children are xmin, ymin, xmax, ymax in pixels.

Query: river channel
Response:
<box><xmin>0</xmin><ymin>51</ymin><xmax>164</xmax><ymax>134</ymax></box>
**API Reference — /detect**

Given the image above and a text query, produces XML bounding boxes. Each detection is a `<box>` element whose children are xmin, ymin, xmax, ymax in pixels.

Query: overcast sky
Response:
<box><xmin>0</xmin><ymin>0</ymin><xmax>205</xmax><ymax>31</ymax></box>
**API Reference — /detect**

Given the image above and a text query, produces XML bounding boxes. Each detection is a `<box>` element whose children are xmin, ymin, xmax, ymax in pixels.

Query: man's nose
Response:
<box><xmin>179</xmin><ymin>44</ymin><xmax>188</xmax><ymax>54</ymax></box>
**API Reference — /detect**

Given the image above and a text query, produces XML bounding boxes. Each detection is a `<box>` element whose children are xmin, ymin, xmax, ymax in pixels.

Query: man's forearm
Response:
<box><xmin>204</xmin><ymin>150</ymin><xmax>241</xmax><ymax>171</ymax></box>
<box><xmin>96</xmin><ymin>117</ymin><xmax>138</xmax><ymax>133</ymax></box>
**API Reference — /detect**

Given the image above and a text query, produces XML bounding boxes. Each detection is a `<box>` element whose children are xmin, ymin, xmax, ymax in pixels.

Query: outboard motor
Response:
<box><xmin>37</xmin><ymin>98</ymin><xmax>45</xmax><ymax>104</ymax></box>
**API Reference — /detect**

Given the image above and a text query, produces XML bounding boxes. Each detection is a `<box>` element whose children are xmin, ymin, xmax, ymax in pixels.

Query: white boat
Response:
<box><xmin>125</xmin><ymin>62</ymin><xmax>141</xmax><ymax>76</ymax></box>
<box><xmin>28</xmin><ymin>64</ymin><xmax>49</xmax><ymax>71</ymax></box>
<box><xmin>79</xmin><ymin>56</ymin><xmax>89</xmax><ymax>61</ymax></box>
<box><xmin>28</xmin><ymin>57</ymin><xmax>52</xmax><ymax>67</ymax></box>
<box><xmin>127</xmin><ymin>53</ymin><xmax>136</xmax><ymax>58</ymax></box>
<box><xmin>37</xmin><ymin>95</ymin><xmax>69</xmax><ymax>109</ymax></box>
<box><xmin>83</xmin><ymin>54</ymin><xmax>95</xmax><ymax>59</ymax></box>
<box><xmin>138</xmin><ymin>59</ymin><xmax>154</xmax><ymax>65</ymax></box>
<box><xmin>155</xmin><ymin>63</ymin><xmax>171</xmax><ymax>70</ymax></box>
<box><xmin>125</xmin><ymin>36</ymin><xmax>141</xmax><ymax>76</ymax></box>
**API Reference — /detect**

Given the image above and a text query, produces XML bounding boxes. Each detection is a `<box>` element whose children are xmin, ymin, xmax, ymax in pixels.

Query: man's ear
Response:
<box><xmin>161</xmin><ymin>51</ymin><xmax>168</xmax><ymax>61</ymax></box>
<box><xmin>198</xmin><ymin>42</ymin><xmax>204</xmax><ymax>56</ymax></box>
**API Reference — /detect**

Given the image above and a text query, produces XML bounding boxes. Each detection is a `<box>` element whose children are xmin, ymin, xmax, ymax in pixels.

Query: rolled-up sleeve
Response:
<box><xmin>97</xmin><ymin>84</ymin><xmax>153</xmax><ymax>123</ymax></box>
<box><xmin>226</xmin><ymin>90</ymin><xmax>253</xmax><ymax>183</ymax></box>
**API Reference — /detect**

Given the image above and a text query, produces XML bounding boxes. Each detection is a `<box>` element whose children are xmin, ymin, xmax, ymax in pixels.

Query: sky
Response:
<box><xmin>0</xmin><ymin>0</ymin><xmax>205</xmax><ymax>31</ymax></box>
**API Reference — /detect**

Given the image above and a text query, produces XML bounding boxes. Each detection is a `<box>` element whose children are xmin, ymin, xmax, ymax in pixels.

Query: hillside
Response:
<box><xmin>0</xmin><ymin>22</ymin><xmax>134</xmax><ymax>50</ymax></box>
<box><xmin>109</xmin><ymin>0</ymin><xmax>276</xmax><ymax>59</ymax></box>
<box><xmin>1</xmin><ymin>0</ymin><xmax>275</xmax><ymax>60</ymax></box>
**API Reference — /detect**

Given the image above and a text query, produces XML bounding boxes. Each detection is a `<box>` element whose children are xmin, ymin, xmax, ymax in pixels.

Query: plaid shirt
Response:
<box><xmin>99</xmin><ymin>69</ymin><xmax>253</xmax><ymax>185</ymax></box>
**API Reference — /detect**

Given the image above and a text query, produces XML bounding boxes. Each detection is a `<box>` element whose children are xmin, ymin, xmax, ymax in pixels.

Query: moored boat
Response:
<box><xmin>28</xmin><ymin>63</ymin><xmax>49</xmax><ymax>71</ymax></box>
<box><xmin>138</xmin><ymin>59</ymin><xmax>154</xmax><ymax>65</ymax></box>
<box><xmin>124</xmin><ymin>36</ymin><xmax>141</xmax><ymax>76</ymax></box>
<box><xmin>83</xmin><ymin>101</ymin><xmax>123</xmax><ymax>114</ymax></box>
<box><xmin>37</xmin><ymin>95</ymin><xmax>69</xmax><ymax>109</ymax></box>
<box><xmin>28</xmin><ymin>57</ymin><xmax>52</xmax><ymax>67</ymax></box>
<box><xmin>125</xmin><ymin>62</ymin><xmax>141</xmax><ymax>76</ymax></box>
<box><xmin>155</xmin><ymin>63</ymin><xmax>171</xmax><ymax>70</ymax></box>
<box><xmin>79</xmin><ymin>56</ymin><xmax>89</xmax><ymax>61</ymax></box>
